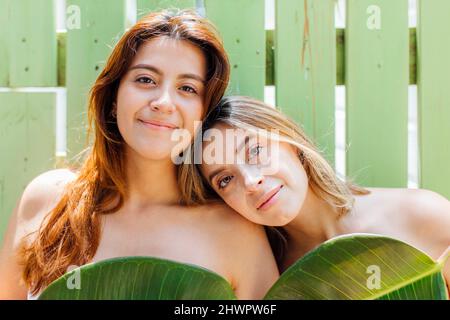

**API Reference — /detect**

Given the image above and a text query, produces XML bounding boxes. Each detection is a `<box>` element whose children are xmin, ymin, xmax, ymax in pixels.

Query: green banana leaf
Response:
<box><xmin>38</xmin><ymin>256</ymin><xmax>236</xmax><ymax>300</ymax></box>
<box><xmin>39</xmin><ymin>234</ymin><xmax>449</xmax><ymax>300</ymax></box>
<box><xmin>264</xmin><ymin>234</ymin><xmax>449</xmax><ymax>300</ymax></box>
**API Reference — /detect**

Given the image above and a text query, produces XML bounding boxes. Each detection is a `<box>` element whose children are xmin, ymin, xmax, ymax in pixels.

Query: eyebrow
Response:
<box><xmin>207</xmin><ymin>136</ymin><xmax>250</xmax><ymax>183</ymax></box>
<box><xmin>128</xmin><ymin>64</ymin><xmax>206</xmax><ymax>83</ymax></box>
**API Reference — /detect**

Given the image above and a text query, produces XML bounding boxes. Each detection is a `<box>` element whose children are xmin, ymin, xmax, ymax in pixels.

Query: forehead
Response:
<box><xmin>200</xmin><ymin>123</ymin><xmax>272</xmax><ymax>168</ymax></box>
<box><xmin>199</xmin><ymin>124</ymin><xmax>243</xmax><ymax>176</ymax></box>
<box><xmin>131</xmin><ymin>37</ymin><xmax>206</xmax><ymax>75</ymax></box>
<box><xmin>202</xmin><ymin>123</ymin><xmax>249</xmax><ymax>150</ymax></box>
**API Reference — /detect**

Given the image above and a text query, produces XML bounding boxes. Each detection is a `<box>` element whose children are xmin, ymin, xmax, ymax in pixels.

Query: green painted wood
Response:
<box><xmin>66</xmin><ymin>0</ymin><xmax>127</xmax><ymax>160</ymax></box>
<box><xmin>137</xmin><ymin>0</ymin><xmax>196</xmax><ymax>19</ymax></box>
<box><xmin>240</xmin><ymin>28</ymin><xmax>415</xmax><ymax>88</ymax></box>
<box><xmin>8</xmin><ymin>0</ymin><xmax>57</xmax><ymax>87</ymax></box>
<box><xmin>417</xmin><ymin>0</ymin><xmax>450</xmax><ymax>199</ymax></box>
<box><xmin>54</xmin><ymin>27</ymin><xmax>419</xmax><ymax>88</ymax></box>
<box><xmin>57</xmin><ymin>32</ymin><xmax>67</xmax><ymax>87</ymax></box>
<box><xmin>346</xmin><ymin>0</ymin><xmax>409</xmax><ymax>187</ymax></box>
<box><xmin>0</xmin><ymin>0</ymin><xmax>9</xmax><ymax>86</ymax></box>
<box><xmin>336</xmin><ymin>28</ymin><xmax>345</xmax><ymax>86</ymax></box>
<box><xmin>0</xmin><ymin>93</ymin><xmax>56</xmax><ymax>246</ymax></box>
<box><xmin>275</xmin><ymin>0</ymin><xmax>336</xmax><ymax>165</ymax></box>
<box><xmin>204</xmin><ymin>0</ymin><xmax>265</xmax><ymax>100</ymax></box>
<box><xmin>270</xmin><ymin>27</ymin><xmax>416</xmax><ymax>86</ymax></box>
<box><xmin>409</xmin><ymin>28</ymin><xmax>417</xmax><ymax>85</ymax></box>
<box><xmin>266</xmin><ymin>30</ymin><xmax>274</xmax><ymax>86</ymax></box>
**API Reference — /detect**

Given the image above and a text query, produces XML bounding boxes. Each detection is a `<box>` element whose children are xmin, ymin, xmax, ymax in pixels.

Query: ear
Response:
<box><xmin>299</xmin><ymin>150</ymin><xmax>305</xmax><ymax>164</ymax></box>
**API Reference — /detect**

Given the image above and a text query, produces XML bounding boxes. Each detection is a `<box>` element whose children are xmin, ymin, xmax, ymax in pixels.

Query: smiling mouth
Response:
<box><xmin>138</xmin><ymin>119</ymin><xmax>178</xmax><ymax>129</ymax></box>
<box><xmin>257</xmin><ymin>185</ymin><xmax>283</xmax><ymax>210</ymax></box>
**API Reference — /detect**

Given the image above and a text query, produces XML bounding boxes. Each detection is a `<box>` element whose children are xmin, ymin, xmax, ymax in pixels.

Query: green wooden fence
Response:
<box><xmin>1</xmin><ymin>0</ymin><xmax>449</xmax><ymax>244</ymax></box>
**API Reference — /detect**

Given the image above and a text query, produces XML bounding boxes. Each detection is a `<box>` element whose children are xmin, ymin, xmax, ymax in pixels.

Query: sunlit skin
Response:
<box><xmin>201</xmin><ymin>123</ymin><xmax>308</xmax><ymax>227</ymax></box>
<box><xmin>116</xmin><ymin>36</ymin><xmax>205</xmax><ymax>163</ymax></box>
<box><xmin>0</xmin><ymin>38</ymin><xmax>278</xmax><ymax>300</ymax></box>
<box><xmin>200</xmin><ymin>123</ymin><xmax>450</xmax><ymax>293</ymax></box>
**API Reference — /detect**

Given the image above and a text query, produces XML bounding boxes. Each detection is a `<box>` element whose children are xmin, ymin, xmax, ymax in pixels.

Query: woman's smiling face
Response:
<box><xmin>199</xmin><ymin>123</ymin><xmax>309</xmax><ymax>226</ymax></box>
<box><xmin>116</xmin><ymin>36</ymin><xmax>206</xmax><ymax>160</ymax></box>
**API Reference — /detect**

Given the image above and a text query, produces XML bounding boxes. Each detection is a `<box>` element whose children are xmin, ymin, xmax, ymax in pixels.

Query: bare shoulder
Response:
<box><xmin>19</xmin><ymin>168</ymin><xmax>78</xmax><ymax>219</ymax></box>
<box><xmin>397</xmin><ymin>188</ymin><xmax>450</xmax><ymax>235</ymax></box>
<box><xmin>15</xmin><ymin>168</ymin><xmax>78</xmax><ymax>240</ymax></box>
<box><xmin>190</xmin><ymin>202</ymin><xmax>278</xmax><ymax>299</ymax></box>
<box><xmin>194</xmin><ymin>201</ymin><xmax>265</xmax><ymax>235</ymax></box>
<box><xmin>397</xmin><ymin>188</ymin><xmax>450</xmax><ymax>289</ymax></box>
<box><xmin>352</xmin><ymin>188</ymin><xmax>450</xmax><ymax>292</ymax></box>
<box><xmin>355</xmin><ymin>187</ymin><xmax>449</xmax><ymax>220</ymax></box>
<box><xmin>356</xmin><ymin>187</ymin><xmax>450</xmax><ymax>251</ymax></box>
<box><xmin>0</xmin><ymin>168</ymin><xmax>77</xmax><ymax>299</ymax></box>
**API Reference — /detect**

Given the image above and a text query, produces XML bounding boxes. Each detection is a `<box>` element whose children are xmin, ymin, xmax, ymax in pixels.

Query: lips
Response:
<box><xmin>256</xmin><ymin>185</ymin><xmax>283</xmax><ymax>210</ymax></box>
<box><xmin>138</xmin><ymin>119</ymin><xmax>178</xmax><ymax>129</ymax></box>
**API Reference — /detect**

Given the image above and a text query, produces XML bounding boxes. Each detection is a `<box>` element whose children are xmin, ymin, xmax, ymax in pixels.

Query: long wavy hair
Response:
<box><xmin>178</xmin><ymin>96</ymin><xmax>370</xmax><ymax>267</ymax></box>
<box><xmin>19</xmin><ymin>9</ymin><xmax>230</xmax><ymax>296</ymax></box>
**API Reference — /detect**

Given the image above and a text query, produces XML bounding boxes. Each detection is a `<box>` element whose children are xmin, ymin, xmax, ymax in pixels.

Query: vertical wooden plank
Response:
<box><xmin>66</xmin><ymin>0</ymin><xmax>127</xmax><ymax>160</ymax></box>
<box><xmin>266</xmin><ymin>30</ymin><xmax>274</xmax><ymax>86</ymax></box>
<box><xmin>57</xmin><ymin>31</ymin><xmax>67</xmax><ymax>87</ymax></box>
<box><xmin>8</xmin><ymin>0</ymin><xmax>57</xmax><ymax>87</ymax></box>
<box><xmin>137</xmin><ymin>0</ymin><xmax>196</xmax><ymax>19</ymax></box>
<box><xmin>417</xmin><ymin>0</ymin><xmax>450</xmax><ymax>199</ymax></box>
<box><xmin>204</xmin><ymin>0</ymin><xmax>265</xmax><ymax>100</ymax></box>
<box><xmin>0</xmin><ymin>0</ymin><xmax>9</xmax><ymax>86</ymax></box>
<box><xmin>336</xmin><ymin>28</ymin><xmax>345</xmax><ymax>86</ymax></box>
<box><xmin>275</xmin><ymin>0</ymin><xmax>336</xmax><ymax>164</ymax></box>
<box><xmin>346</xmin><ymin>0</ymin><xmax>409</xmax><ymax>187</ymax></box>
<box><xmin>0</xmin><ymin>92</ymin><xmax>56</xmax><ymax>245</ymax></box>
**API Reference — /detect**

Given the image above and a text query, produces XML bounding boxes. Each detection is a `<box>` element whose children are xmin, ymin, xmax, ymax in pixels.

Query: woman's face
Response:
<box><xmin>116</xmin><ymin>37</ymin><xmax>206</xmax><ymax>160</ymax></box>
<box><xmin>199</xmin><ymin>123</ymin><xmax>309</xmax><ymax>226</ymax></box>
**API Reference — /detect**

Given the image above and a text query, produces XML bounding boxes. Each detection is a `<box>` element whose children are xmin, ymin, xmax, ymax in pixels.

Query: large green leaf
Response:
<box><xmin>264</xmin><ymin>234</ymin><xmax>449</xmax><ymax>300</ymax></box>
<box><xmin>38</xmin><ymin>234</ymin><xmax>448</xmax><ymax>300</ymax></box>
<box><xmin>38</xmin><ymin>256</ymin><xmax>237</xmax><ymax>300</ymax></box>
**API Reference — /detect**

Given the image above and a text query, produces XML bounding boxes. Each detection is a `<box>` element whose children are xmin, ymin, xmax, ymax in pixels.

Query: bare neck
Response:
<box><xmin>123</xmin><ymin>147</ymin><xmax>181</xmax><ymax>212</ymax></box>
<box><xmin>282</xmin><ymin>186</ymin><xmax>355</xmax><ymax>261</ymax></box>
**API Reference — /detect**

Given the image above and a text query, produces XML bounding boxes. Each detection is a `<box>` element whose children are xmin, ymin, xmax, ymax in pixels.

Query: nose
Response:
<box><xmin>242</xmin><ymin>167</ymin><xmax>264</xmax><ymax>193</ymax></box>
<box><xmin>149</xmin><ymin>86</ymin><xmax>175</xmax><ymax>114</ymax></box>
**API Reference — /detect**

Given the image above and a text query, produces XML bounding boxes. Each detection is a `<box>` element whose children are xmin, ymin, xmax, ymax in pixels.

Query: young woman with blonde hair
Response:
<box><xmin>0</xmin><ymin>12</ymin><xmax>278</xmax><ymax>299</ymax></box>
<box><xmin>181</xmin><ymin>95</ymin><xmax>450</xmax><ymax>291</ymax></box>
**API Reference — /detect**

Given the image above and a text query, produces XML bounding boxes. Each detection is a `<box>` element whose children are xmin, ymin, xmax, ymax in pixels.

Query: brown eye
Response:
<box><xmin>180</xmin><ymin>85</ymin><xmax>197</xmax><ymax>94</ymax></box>
<box><xmin>136</xmin><ymin>76</ymin><xmax>155</xmax><ymax>84</ymax></box>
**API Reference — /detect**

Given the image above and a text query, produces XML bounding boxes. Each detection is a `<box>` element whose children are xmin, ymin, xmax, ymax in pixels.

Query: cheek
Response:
<box><xmin>283</xmin><ymin>165</ymin><xmax>308</xmax><ymax>214</ymax></box>
<box><xmin>116</xmin><ymin>83</ymin><xmax>142</xmax><ymax>131</ymax></box>
<box><xmin>287</xmin><ymin>163</ymin><xmax>308</xmax><ymax>189</ymax></box>
<box><xmin>221</xmin><ymin>193</ymin><xmax>250</xmax><ymax>218</ymax></box>
<box><xmin>116</xmin><ymin>80</ymin><xmax>144</xmax><ymax>109</ymax></box>
<box><xmin>179</xmin><ymin>101</ymin><xmax>203</xmax><ymax>131</ymax></box>
<box><xmin>282</xmin><ymin>164</ymin><xmax>308</xmax><ymax>207</ymax></box>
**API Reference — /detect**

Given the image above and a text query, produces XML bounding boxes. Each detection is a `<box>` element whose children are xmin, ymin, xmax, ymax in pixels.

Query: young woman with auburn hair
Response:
<box><xmin>0</xmin><ymin>11</ymin><xmax>278</xmax><ymax>299</ymax></box>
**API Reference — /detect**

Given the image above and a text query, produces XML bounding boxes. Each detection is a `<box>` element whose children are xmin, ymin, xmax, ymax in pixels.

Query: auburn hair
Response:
<box><xmin>178</xmin><ymin>96</ymin><xmax>370</xmax><ymax>267</ymax></box>
<box><xmin>19</xmin><ymin>9</ymin><xmax>230</xmax><ymax>296</ymax></box>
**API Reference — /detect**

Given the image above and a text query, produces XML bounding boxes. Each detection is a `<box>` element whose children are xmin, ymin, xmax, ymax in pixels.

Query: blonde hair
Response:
<box><xmin>178</xmin><ymin>96</ymin><xmax>370</xmax><ymax>265</ymax></box>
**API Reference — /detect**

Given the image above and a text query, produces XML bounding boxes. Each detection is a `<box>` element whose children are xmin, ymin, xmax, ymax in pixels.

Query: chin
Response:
<box><xmin>258</xmin><ymin>212</ymin><xmax>293</xmax><ymax>227</ymax></box>
<box><xmin>135</xmin><ymin>147</ymin><xmax>173</xmax><ymax>161</ymax></box>
<box><xmin>274</xmin><ymin>211</ymin><xmax>297</xmax><ymax>226</ymax></box>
